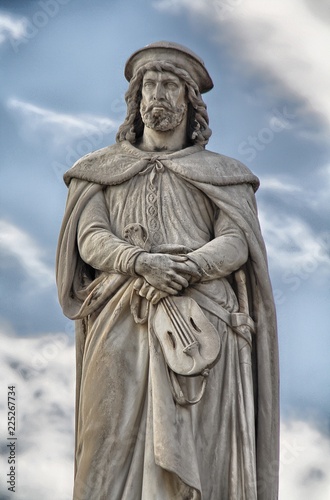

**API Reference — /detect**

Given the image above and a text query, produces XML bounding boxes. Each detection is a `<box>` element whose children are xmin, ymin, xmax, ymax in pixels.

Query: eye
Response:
<box><xmin>143</xmin><ymin>81</ymin><xmax>155</xmax><ymax>89</ymax></box>
<box><xmin>166</xmin><ymin>82</ymin><xmax>178</xmax><ymax>90</ymax></box>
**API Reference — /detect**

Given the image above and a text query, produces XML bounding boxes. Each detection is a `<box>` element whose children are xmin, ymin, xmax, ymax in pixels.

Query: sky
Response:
<box><xmin>0</xmin><ymin>0</ymin><xmax>330</xmax><ymax>497</ymax></box>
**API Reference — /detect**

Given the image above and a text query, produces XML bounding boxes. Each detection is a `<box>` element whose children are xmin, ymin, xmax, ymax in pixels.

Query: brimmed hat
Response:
<box><xmin>124</xmin><ymin>41</ymin><xmax>213</xmax><ymax>94</ymax></box>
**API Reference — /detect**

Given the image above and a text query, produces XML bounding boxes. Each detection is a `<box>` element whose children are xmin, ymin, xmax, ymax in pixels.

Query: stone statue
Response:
<box><xmin>56</xmin><ymin>41</ymin><xmax>279</xmax><ymax>500</ymax></box>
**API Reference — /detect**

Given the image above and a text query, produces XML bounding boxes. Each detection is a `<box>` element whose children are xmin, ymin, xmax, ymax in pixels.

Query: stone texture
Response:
<box><xmin>56</xmin><ymin>42</ymin><xmax>279</xmax><ymax>500</ymax></box>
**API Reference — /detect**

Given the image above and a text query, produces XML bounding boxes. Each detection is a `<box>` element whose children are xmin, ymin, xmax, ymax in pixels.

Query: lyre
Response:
<box><xmin>153</xmin><ymin>295</ymin><xmax>221</xmax><ymax>376</ymax></box>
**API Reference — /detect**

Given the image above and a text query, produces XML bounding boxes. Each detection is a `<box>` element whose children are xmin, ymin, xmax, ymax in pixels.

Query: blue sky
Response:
<box><xmin>0</xmin><ymin>0</ymin><xmax>330</xmax><ymax>498</ymax></box>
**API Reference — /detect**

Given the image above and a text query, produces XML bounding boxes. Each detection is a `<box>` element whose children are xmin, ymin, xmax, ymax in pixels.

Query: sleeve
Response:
<box><xmin>187</xmin><ymin>207</ymin><xmax>248</xmax><ymax>280</ymax></box>
<box><xmin>77</xmin><ymin>189</ymin><xmax>143</xmax><ymax>276</ymax></box>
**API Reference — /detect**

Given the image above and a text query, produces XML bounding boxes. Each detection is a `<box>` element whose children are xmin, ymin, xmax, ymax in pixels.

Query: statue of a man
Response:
<box><xmin>56</xmin><ymin>42</ymin><xmax>279</xmax><ymax>500</ymax></box>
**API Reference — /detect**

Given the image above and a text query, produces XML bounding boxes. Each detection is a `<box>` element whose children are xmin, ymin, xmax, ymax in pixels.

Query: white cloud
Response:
<box><xmin>261</xmin><ymin>177</ymin><xmax>302</xmax><ymax>194</ymax></box>
<box><xmin>258</xmin><ymin>209</ymin><xmax>330</xmax><ymax>279</ymax></box>
<box><xmin>0</xmin><ymin>329</ymin><xmax>74</xmax><ymax>500</ymax></box>
<box><xmin>154</xmin><ymin>0</ymin><xmax>330</xmax><ymax>134</ymax></box>
<box><xmin>0</xmin><ymin>328</ymin><xmax>330</xmax><ymax>499</ymax></box>
<box><xmin>7</xmin><ymin>98</ymin><xmax>118</xmax><ymax>146</ymax></box>
<box><xmin>0</xmin><ymin>12</ymin><xmax>26</xmax><ymax>44</ymax></box>
<box><xmin>0</xmin><ymin>220</ymin><xmax>54</xmax><ymax>287</ymax></box>
<box><xmin>280</xmin><ymin>420</ymin><xmax>330</xmax><ymax>499</ymax></box>
<box><xmin>259</xmin><ymin>166</ymin><xmax>330</xmax><ymax>215</ymax></box>
<box><xmin>256</xmin><ymin>171</ymin><xmax>330</xmax><ymax>279</ymax></box>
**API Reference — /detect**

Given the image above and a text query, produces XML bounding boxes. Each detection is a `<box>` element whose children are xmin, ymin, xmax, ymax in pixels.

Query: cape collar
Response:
<box><xmin>64</xmin><ymin>140</ymin><xmax>259</xmax><ymax>191</ymax></box>
<box><xmin>119</xmin><ymin>140</ymin><xmax>204</xmax><ymax>161</ymax></box>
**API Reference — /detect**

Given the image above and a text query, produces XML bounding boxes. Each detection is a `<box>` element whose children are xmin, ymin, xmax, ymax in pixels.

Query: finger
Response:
<box><xmin>169</xmin><ymin>261</ymin><xmax>200</xmax><ymax>276</ymax></box>
<box><xmin>166</xmin><ymin>288</ymin><xmax>180</xmax><ymax>295</ymax></box>
<box><xmin>151</xmin><ymin>291</ymin><xmax>168</xmax><ymax>304</ymax></box>
<box><xmin>167</xmin><ymin>273</ymin><xmax>189</xmax><ymax>289</ymax></box>
<box><xmin>156</xmin><ymin>283</ymin><xmax>180</xmax><ymax>295</ymax></box>
<box><xmin>138</xmin><ymin>283</ymin><xmax>150</xmax><ymax>297</ymax></box>
<box><xmin>181</xmin><ymin>263</ymin><xmax>202</xmax><ymax>278</ymax></box>
<box><xmin>133</xmin><ymin>277</ymin><xmax>144</xmax><ymax>291</ymax></box>
<box><xmin>146</xmin><ymin>287</ymin><xmax>157</xmax><ymax>302</ymax></box>
<box><xmin>169</xmin><ymin>255</ymin><xmax>188</xmax><ymax>262</ymax></box>
<box><xmin>186</xmin><ymin>269</ymin><xmax>202</xmax><ymax>279</ymax></box>
<box><xmin>167</xmin><ymin>280</ymin><xmax>183</xmax><ymax>291</ymax></box>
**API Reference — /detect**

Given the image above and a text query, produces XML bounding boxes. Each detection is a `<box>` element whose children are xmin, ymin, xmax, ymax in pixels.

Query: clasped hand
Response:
<box><xmin>134</xmin><ymin>253</ymin><xmax>201</xmax><ymax>304</ymax></box>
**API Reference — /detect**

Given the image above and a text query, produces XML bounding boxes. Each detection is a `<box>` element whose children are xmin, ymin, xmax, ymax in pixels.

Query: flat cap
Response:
<box><xmin>124</xmin><ymin>41</ymin><xmax>213</xmax><ymax>94</ymax></box>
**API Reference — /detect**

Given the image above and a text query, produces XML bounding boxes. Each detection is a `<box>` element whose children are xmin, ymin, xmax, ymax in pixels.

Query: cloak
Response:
<box><xmin>56</xmin><ymin>140</ymin><xmax>279</xmax><ymax>499</ymax></box>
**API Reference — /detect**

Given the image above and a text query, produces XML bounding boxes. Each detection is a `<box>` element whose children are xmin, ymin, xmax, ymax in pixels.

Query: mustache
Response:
<box><xmin>142</xmin><ymin>101</ymin><xmax>174</xmax><ymax>113</ymax></box>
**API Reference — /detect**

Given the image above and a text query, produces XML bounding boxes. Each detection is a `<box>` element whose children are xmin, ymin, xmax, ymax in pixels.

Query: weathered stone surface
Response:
<box><xmin>56</xmin><ymin>41</ymin><xmax>279</xmax><ymax>500</ymax></box>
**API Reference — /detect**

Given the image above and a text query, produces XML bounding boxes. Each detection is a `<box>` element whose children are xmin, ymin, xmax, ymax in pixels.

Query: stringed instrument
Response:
<box><xmin>123</xmin><ymin>222</ymin><xmax>221</xmax><ymax>378</ymax></box>
<box><xmin>152</xmin><ymin>295</ymin><xmax>221</xmax><ymax>376</ymax></box>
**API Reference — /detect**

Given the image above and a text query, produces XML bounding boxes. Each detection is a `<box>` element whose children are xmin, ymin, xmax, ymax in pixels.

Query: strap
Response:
<box><xmin>130</xmin><ymin>284</ymin><xmax>149</xmax><ymax>324</ymax></box>
<box><xmin>191</xmin><ymin>288</ymin><xmax>255</xmax><ymax>334</ymax></box>
<box><xmin>167</xmin><ymin>366</ymin><xmax>209</xmax><ymax>406</ymax></box>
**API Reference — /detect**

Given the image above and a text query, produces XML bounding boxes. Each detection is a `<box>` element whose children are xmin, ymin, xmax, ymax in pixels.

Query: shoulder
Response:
<box><xmin>193</xmin><ymin>148</ymin><xmax>255</xmax><ymax>177</ymax></box>
<box><xmin>63</xmin><ymin>143</ymin><xmax>122</xmax><ymax>186</ymax></box>
<box><xmin>174</xmin><ymin>148</ymin><xmax>260</xmax><ymax>191</ymax></box>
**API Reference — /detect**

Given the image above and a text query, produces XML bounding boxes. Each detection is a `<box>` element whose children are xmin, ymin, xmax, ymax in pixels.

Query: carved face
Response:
<box><xmin>140</xmin><ymin>70</ymin><xmax>187</xmax><ymax>131</ymax></box>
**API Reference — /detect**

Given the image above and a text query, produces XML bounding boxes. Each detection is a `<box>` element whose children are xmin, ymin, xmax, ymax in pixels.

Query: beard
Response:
<box><xmin>140</xmin><ymin>100</ymin><xmax>187</xmax><ymax>131</ymax></box>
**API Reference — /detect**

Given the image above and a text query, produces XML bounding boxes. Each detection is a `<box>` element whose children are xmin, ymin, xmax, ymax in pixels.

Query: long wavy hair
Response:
<box><xmin>116</xmin><ymin>61</ymin><xmax>212</xmax><ymax>146</ymax></box>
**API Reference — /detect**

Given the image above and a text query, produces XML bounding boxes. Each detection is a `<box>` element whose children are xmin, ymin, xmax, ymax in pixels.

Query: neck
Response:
<box><xmin>137</xmin><ymin>117</ymin><xmax>188</xmax><ymax>152</ymax></box>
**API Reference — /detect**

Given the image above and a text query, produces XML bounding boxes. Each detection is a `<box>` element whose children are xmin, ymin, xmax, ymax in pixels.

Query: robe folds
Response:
<box><xmin>56</xmin><ymin>141</ymin><xmax>279</xmax><ymax>500</ymax></box>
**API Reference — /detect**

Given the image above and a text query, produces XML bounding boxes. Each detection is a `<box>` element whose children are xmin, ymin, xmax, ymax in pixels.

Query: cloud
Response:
<box><xmin>0</xmin><ymin>12</ymin><xmax>26</xmax><ymax>45</ymax></box>
<box><xmin>154</xmin><ymin>0</ymin><xmax>330</xmax><ymax>135</ymax></box>
<box><xmin>7</xmin><ymin>98</ymin><xmax>119</xmax><ymax>147</ymax></box>
<box><xmin>258</xmin><ymin>208</ymin><xmax>330</xmax><ymax>280</ymax></box>
<box><xmin>257</xmin><ymin>163</ymin><xmax>330</xmax><ymax>218</ymax></box>
<box><xmin>0</xmin><ymin>329</ymin><xmax>74</xmax><ymax>500</ymax></box>
<box><xmin>261</xmin><ymin>177</ymin><xmax>303</xmax><ymax>194</ymax></box>
<box><xmin>280</xmin><ymin>420</ymin><xmax>330</xmax><ymax>499</ymax></box>
<box><xmin>313</xmin><ymin>164</ymin><xmax>330</xmax><ymax>210</ymax></box>
<box><xmin>0</xmin><ymin>327</ymin><xmax>330</xmax><ymax>499</ymax></box>
<box><xmin>255</xmin><ymin>170</ymin><xmax>330</xmax><ymax>281</ymax></box>
<box><xmin>0</xmin><ymin>220</ymin><xmax>54</xmax><ymax>288</ymax></box>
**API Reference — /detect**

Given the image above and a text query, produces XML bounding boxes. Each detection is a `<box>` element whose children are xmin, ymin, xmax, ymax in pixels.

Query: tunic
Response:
<box><xmin>56</xmin><ymin>141</ymin><xmax>279</xmax><ymax>500</ymax></box>
<box><xmin>74</xmin><ymin>164</ymin><xmax>255</xmax><ymax>499</ymax></box>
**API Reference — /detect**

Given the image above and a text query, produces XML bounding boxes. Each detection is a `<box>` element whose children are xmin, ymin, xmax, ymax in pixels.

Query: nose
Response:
<box><xmin>153</xmin><ymin>82</ymin><xmax>165</xmax><ymax>100</ymax></box>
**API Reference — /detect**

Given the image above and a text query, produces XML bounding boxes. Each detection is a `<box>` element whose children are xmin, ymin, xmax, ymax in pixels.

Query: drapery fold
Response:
<box><xmin>56</xmin><ymin>142</ymin><xmax>279</xmax><ymax>499</ymax></box>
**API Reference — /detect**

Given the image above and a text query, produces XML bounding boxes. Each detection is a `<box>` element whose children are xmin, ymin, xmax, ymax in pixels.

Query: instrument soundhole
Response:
<box><xmin>167</xmin><ymin>331</ymin><xmax>176</xmax><ymax>349</ymax></box>
<box><xmin>190</xmin><ymin>317</ymin><xmax>201</xmax><ymax>333</ymax></box>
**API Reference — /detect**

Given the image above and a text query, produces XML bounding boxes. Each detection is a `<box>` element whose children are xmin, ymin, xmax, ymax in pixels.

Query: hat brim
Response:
<box><xmin>124</xmin><ymin>41</ymin><xmax>213</xmax><ymax>94</ymax></box>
